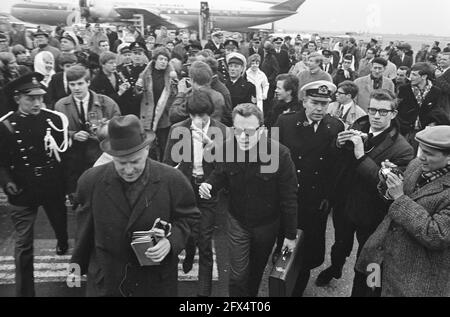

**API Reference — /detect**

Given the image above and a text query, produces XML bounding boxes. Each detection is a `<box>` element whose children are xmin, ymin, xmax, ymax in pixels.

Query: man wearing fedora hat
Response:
<box><xmin>356</xmin><ymin>125</ymin><xmax>450</xmax><ymax>297</ymax></box>
<box><xmin>71</xmin><ymin>114</ymin><xmax>199</xmax><ymax>297</ymax></box>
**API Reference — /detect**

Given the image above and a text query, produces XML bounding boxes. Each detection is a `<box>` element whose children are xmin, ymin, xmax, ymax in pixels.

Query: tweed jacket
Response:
<box><xmin>354</xmin><ymin>75</ymin><xmax>395</xmax><ymax>112</ymax></box>
<box><xmin>356</xmin><ymin>159</ymin><xmax>450</xmax><ymax>297</ymax></box>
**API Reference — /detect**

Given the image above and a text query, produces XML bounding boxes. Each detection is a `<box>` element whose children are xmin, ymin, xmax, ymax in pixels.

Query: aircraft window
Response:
<box><xmin>175</xmin><ymin>10</ymin><xmax>179</xmax><ymax>14</ymax></box>
<box><xmin>184</xmin><ymin>11</ymin><xmax>188</xmax><ymax>14</ymax></box>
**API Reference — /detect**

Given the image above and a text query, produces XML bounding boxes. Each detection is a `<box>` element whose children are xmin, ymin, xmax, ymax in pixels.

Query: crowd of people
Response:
<box><xmin>0</xmin><ymin>21</ymin><xmax>449</xmax><ymax>297</ymax></box>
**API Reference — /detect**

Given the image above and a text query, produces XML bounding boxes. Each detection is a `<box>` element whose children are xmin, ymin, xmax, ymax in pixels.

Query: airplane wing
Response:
<box><xmin>113</xmin><ymin>7</ymin><xmax>188</xmax><ymax>29</ymax></box>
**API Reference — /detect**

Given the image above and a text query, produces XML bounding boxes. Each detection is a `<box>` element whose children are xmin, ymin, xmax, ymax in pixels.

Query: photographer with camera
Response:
<box><xmin>319</xmin><ymin>89</ymin><xmax>414</xmax><ymax>296</ymax></box>
<box><xmin>55</xmin><ymin>65</ymin><xmax>121</xmax><ymax>199</ymax></box>
<box><xmin>356</xmin><ymin>125</ymin><xmax>450</xmax><ymax>297</ymax></box>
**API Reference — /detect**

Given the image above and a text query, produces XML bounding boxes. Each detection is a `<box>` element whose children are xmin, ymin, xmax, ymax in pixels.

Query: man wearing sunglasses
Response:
<box><xmin>199</xmin><ymin>103</ymin><xmax>298</xmax><ymax>297</ymax></box>
<box><xmin>324</xmin><ymin>89</ymin><xmax>414</xmax><ymax>296</ymax></box>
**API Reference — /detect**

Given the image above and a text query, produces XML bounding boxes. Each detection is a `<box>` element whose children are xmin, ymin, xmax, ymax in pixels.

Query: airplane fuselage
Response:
<box><xmin>10</xmin><ymin>0</ymin><xmax>299</xmax><ymax>29</ymax></box>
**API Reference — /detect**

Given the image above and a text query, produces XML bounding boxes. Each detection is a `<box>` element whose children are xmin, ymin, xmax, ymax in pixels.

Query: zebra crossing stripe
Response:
<box><xmin>0</xmin><ymin>240</ymin><xmax>219</xmax><ymax>285</ymax></box>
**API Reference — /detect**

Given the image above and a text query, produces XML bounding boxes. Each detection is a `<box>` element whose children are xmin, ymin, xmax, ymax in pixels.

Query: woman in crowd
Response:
<box><xmin>246</xmin><ymin>53</ymin><xmax>269</xmax><ymax>113</ymax></box>
<box><xmin>34</xmin><ymin>51</ymin><xmax>55</xmax><ymax>87</ymax></box>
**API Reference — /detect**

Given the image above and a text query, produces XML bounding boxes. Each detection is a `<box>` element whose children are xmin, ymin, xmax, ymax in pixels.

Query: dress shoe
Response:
<box><xmin>56</xmin><ymin>243</ymin><xmax>69</xmax><ymax>256</ymax></box>
<box><xmin>182</xmin><ymin>257</ymin><xmax>194</xmax><ymax>274</ymax></box>
<box><xmin>315</xmin><ymin>266</ymin><xmax>342</xmax><ymax>287</ymax></box>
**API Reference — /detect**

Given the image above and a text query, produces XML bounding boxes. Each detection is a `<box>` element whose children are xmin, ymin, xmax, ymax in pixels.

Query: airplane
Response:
<box><xmin>9</xmin><ymin>0</ymin><xmax>306</xmax><ymax>30</ymax></box>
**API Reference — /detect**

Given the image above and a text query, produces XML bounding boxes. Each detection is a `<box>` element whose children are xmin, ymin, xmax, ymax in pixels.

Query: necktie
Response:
<box><xmin>79</xmin><ymin>101</ymin><xmax>86</xmax><ymax>123</ymax></box>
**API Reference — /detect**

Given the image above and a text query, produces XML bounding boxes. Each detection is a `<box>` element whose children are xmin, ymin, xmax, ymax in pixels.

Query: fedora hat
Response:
<box><xmin>100</xmin><ymin>115</ymin><xmax>155</xmax><ymax>157</ymax></box>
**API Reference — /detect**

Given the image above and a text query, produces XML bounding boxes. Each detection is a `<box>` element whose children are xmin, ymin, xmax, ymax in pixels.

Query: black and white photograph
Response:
<box><xmin>0</xmin><ymin>0</ymin><xmax>448</xmax><ymax>302</ymax></box>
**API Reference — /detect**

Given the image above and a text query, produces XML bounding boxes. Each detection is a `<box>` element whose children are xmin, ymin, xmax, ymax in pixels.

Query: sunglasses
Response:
<box><xmin>232</xmin><ymin>126</ymin><xmax>262</xmax><ymax>137</ymax></box>
<box><xmin>367</xmin><ymin>108</ymin><xmax>394</xmax><ymax>116</ymax></box>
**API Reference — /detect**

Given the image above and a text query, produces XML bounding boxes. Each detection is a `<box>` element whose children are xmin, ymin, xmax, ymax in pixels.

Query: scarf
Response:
<box><xmin>415</xmin><ymin>166</ymin><xmax>450</xmax><ymax>190</ymax></box>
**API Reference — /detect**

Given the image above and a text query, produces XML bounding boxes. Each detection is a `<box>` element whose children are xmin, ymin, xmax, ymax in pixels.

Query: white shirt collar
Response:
<box><xmin>369</xmin><ymin>128</ymin><xmax>384</xmax><ymax>137</ymax></box>
<box><xmin>75</xmin><ymin>92</ymin><xmax>90</xmax><ymax>106</ymax></box>
<box><xmin>341</xmin><ymin>100</ymin><xmax>354</xmax><ymax>114</ymax></box>
<box><xmin>307</xmin><ymin>117</ymin><xmax>321</xmax><ymax>125</ymax></box>
<box><xmin>191</xmin><ymin>118</ymin><xmax>211</xmax><ymax>133</ymax></box>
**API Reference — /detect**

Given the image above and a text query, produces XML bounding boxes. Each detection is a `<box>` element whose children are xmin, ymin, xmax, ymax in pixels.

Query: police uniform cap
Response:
<box><xmin>226</xmin><ymin>52</ymin><xmax>246</xmax><ymax>67</ymax></box>
<box><xmin>301</xmin><ymin>80</ymin><xmax>336</xmax><ymax>101</ymax></box>
<box><xmin>129</xmin><ymin>41</ymin><xmax>147</xmax><ymax>52</ymax></box>
<box><xmin>5</xmin><ymin>72</ymin><xmax>46</xmax><ymax>97</ymax></box>
<box><xmin>415</xmin><ymin>126</ymin><xmax>450</xmax><ymax>151</ymax></box>
<box><xmin>61</xmin><ymin>33</ymin><xmax>77</xmax><ymax>45</ymax></box>
<box><xmin>273</xmin><ymin>37</ymin><xmax>283</xmax><ymax>43</ymax></box>
<box><xmin>212</xmin><ymin>31</ymin><xmax>223</xmax><ymax>38</ymax></box>
<box><xmin>33</xmin><ymin>30</ymin><xmax>49</xmax><ymax>38</ymax></box>
<box><xmin>224</xmin><ymin>39</ymin><xmax>239</xmax><ymax>49</ymax></box>
<box><xmin>119</xmin><ymin>45</ymin><xmax>131</xmax><ymax>54</ymax></box>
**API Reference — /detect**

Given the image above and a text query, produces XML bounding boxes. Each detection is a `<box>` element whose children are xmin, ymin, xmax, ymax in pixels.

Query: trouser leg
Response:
<box><xmin>227</xmin><ymin>214</ymin><xmax>251</xmax><ymax>297</ymax></box>
<box><xmin>330</xmin><ymin>204</ymin><xmax>355</xmax><ymax>270</ymax></box>
<box><xmin>10</xmin><ymin>206</ymin><xmax>38</xmax><ymax>297</ymax></box>
<box><xmin>292</xmin><ymin>268</ymin><xmax>311</xmax><ymax>297</ymax></box>
<box><xmin>42</xmin><ymin>196</ymin><xmax>68</xmax><ymax>246</ymax></box>
<box><xmin>351</xmin><ymin>225</ymin><xmax>381</xmax><ymax>297</ymax></box>
<box><xmin>247</xmin><ymin>219</ymin><xmax>279</xmax><ymax>297</ymax></box>
<box><xmin>196</xmin><ymin>199</ymin><xmax>216</xmax><ymax>297</ymax></box>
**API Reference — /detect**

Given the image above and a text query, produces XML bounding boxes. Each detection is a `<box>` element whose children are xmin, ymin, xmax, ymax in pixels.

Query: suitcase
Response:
<box><xmin>268</xmin><ymin>229</ymin><xmax>305</xmax><ymax>297</ymax></box>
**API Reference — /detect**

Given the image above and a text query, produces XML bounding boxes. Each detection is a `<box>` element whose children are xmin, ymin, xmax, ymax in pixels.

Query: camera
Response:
<box><xmin>343</xmin><ymin>129</ymin><xmax>368</xmax><ymax>150</ymax></box>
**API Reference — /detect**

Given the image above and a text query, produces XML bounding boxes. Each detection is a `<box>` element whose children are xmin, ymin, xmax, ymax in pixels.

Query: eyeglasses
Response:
<box><xmin>367</xmin><ymin>108</ymin><xmax>394</xmax><ymax>116</ymax></box>
<box><xmin>232</xmin><ymin>126</ymin><xmax>262</xmax><ymax>137</ymax></box>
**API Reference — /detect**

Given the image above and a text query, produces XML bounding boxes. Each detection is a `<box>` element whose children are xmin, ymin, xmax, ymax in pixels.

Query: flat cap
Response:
<box><xmin>415</xmin><ymin>126</ymin><xmax>450</xmax><ymax>150</ymax></box>
<box><xmin>301</xmin><ymin>80</ymin><xmax>336</xmax><ymax>101</ymax></box>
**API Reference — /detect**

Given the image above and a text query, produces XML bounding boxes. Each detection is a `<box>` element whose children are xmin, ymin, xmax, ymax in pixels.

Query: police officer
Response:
<box><xmin>225</xmin><ymin>52</ymin><xmax>256</xmax><ymax>109</ymax></box>
<box><xmin>204</xmin><ymin>31</ymin><xmax>225</xmax><ymax>59</ymax></box>
<box><xmin>0</xmin><ymin>72</ymin><xmax>69</xmax><ymax>297</ymax></box>
<box><xmin>274</xmin><ymin>80</ymin><xmax>345</xmax><ymax>297</ymax></box>
<box><xmin>217</xmin><ymin>39</ymin><xmax>240</xmax><ymax>83</ymax></box>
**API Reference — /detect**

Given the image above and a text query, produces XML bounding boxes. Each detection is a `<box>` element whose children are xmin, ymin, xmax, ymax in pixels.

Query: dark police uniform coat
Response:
<box><xmin>275</xmin><ymin>110</ymin><xmax>345</xmax><ymax>269</ymax></box>
<box><xmin>225</xmin><ymin>76</ymin><xmax>256</xmax><ymax>109</ymax></box>
<box><xmin>0</xmin><ymin>110</ymin><xmax>66</xmax><ymax>206</ymax></box>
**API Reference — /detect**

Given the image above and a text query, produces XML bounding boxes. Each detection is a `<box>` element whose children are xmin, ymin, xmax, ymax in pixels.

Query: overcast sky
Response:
<box><xmin>276</xmin><ymin>0</ymin><xmax>450</xmax><ymax>36</ymax></box>
<box><xmin>1</xmin><ymin>0</ymin><xmax>450</xmax><ymax>36</ymax></box>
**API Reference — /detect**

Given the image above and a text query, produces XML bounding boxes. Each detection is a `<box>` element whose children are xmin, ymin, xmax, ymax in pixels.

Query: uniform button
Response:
<box><xmin>15</xmin><ymin>130</ymin><xmax>20</xmax><ymax>134</ymax></box>
<box><xmin>17</xmin><ymin>140</ymin><xmax>22</xmax><ymax>144</ymax></box>
<box><xmin>298</xmin><ymin>156</ymin><xmax>302</xmax><ymax>160</ymax></box>
<box><xmin>20</xmin><ymin>148</ymin><xmax>26</xmax><ymax>152</ymax></box>
<box><xmin>319</xmin><ymin>157</ymin><xmax>323</xmax><ymax>160</ymax></box>
<box><xmin>25</xmin><ymin>163</ymin><xmax>30</xmax><ymax>167</ymax></box>
<box><xmin>314</xmin><ymin>171</ymin><xmax>319</xmax><ymax>175</ymax></box>
<box><xmin>22</xmin><ymin>156</ymin><xmax>28</xmax><ymax>160</ymax></box>
<box><xmin>297</xmin><ymin>170</ymin><xmax>301</xmax><ymax>173</ymax></box>
<box><xmin>377</xmin><ymin>246</ymin><xmax>383</xmax><ymax>251</ymax></box>
<box><xmin>312</xmin><ymin>186</ymin><xmax>316</xmax><ymax>190</ymax></box>
<box><xmin>11</xmin><ymin>122</ymin><xmax>16</xmax><ymax>126</ymax></box>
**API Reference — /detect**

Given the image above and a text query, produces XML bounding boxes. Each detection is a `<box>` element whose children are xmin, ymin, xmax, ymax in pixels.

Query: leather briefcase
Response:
<box><xmin>269</xmin><ymin>229</ymin><xmax>304</xmax><ymax>297</ymax></box>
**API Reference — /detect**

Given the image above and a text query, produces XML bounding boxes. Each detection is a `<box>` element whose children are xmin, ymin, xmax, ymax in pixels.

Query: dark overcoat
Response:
<box><xmin>71</xmin><ymin>159</ymin><xmax>200</xmax><ymax>297</ymax></box>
